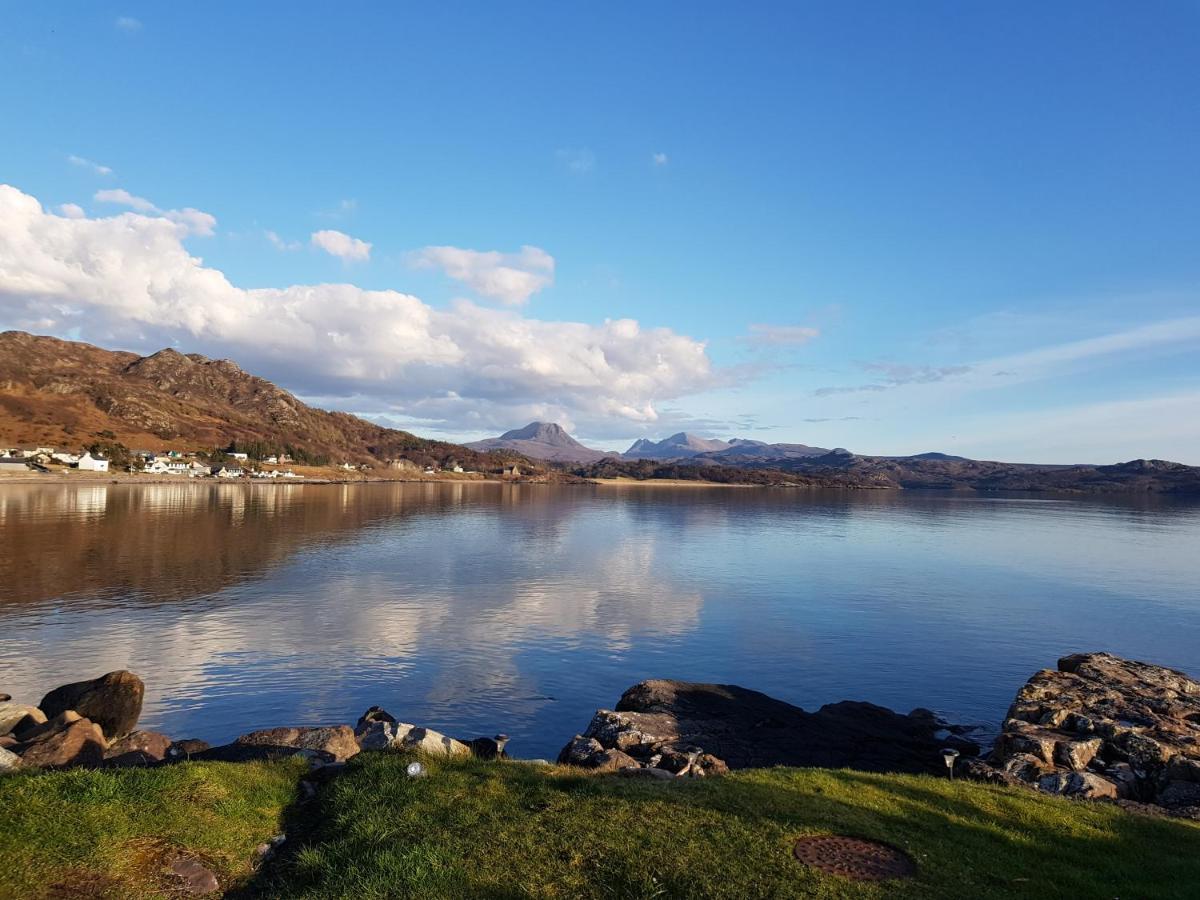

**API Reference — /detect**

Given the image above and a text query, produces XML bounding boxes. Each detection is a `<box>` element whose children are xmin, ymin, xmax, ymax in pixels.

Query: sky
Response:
<box><xmin>1</xmin><ymin>3</ymin><xmax>1198</xmax><ymax>463</ymax></box>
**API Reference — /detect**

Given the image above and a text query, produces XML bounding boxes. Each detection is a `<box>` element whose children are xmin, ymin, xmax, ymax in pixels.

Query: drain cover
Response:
<box><xmin>792</xmin><ymin>835</ymin><xmax>916</xmax><ymax>881</ymax></box>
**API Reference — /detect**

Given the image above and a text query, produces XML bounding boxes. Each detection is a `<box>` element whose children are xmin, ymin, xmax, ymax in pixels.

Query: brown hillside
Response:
<box><xmin>0</xmin><ymin>331</ymin><xmax>530</xmax><ymax>470</ymax></box>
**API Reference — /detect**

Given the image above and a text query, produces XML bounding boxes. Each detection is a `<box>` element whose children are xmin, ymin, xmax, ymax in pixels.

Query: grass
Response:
<box><xmin>0</xmin><ymin>758</ymin><xmax>305</xmax><ymax>899</ymax></box>
<box><xmin>2</xmin><ymin>753</ymin><xmax>1198</xmax><ymax>899</ymax></box>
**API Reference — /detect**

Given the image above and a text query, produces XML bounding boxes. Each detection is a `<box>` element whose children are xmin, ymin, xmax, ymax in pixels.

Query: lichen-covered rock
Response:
<box><xmin>234</xmin><ymin>725</ymin><xmax>359</xmax><ymax>762</ymax></box>
<box><xmin>166</xmin><ymin>738</ymin><xmax>210</xmax><ymax>760</ymax></box>
<box><xmin>39</xmin><ymin>671</ymin><xmax>144</xmax><ymax>740</ymax></box>
<box><xmin>402</xmin><ymin>727</ymin><xmax>470</xmax><ymax>757</ymax></box>
<box><xmin>984</xmin><ymin>653</ymin><xmax>1200</xmax><ymax>813</ymax></box>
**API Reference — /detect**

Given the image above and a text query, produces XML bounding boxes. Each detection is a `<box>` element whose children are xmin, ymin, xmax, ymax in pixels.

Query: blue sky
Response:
<box><xmin>1</xmin><ymin>3</ymin><xmax>1198</xmax><ymax>462</ymax></box>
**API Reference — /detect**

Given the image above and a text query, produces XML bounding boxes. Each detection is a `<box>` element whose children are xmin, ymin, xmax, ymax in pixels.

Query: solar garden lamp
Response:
<box><xmin>941</xmin><ymin>748</ymin><xmax>960</xmax><ymax>779</ymax></box>
<box><xmin>406</xmin><ymin>761</ymin><xmax>427</xmax><ymax>778</ymax></box>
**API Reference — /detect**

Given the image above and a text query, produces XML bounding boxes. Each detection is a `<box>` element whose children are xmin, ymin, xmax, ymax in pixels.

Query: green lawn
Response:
<box><xmin>2</xmin><ymin>753</ymin><xmax>1198</xmax><ymax>899</ymax></box>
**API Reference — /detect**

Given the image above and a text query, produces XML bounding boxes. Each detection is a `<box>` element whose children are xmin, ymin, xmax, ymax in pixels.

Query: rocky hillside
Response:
<box><xmin>623</xmin><ymin>432</ymin><xmax>733</xmax><ymax>459</ymax></box>
<box><xmin>465</xmin><ymin>422</ymin><xmax>614</xmax><ymax>463</ymax></box>
<box><xmin>0</xmin><ymin>331</ymin><xmax>531</xmax><ymax>470</ymax></box>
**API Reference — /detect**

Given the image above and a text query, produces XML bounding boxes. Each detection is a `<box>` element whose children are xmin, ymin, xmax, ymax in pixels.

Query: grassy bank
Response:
<box><xmin>2</xmin><ymin>754</ymin><xmax>1198</xmax><ymax>899</ymax></box>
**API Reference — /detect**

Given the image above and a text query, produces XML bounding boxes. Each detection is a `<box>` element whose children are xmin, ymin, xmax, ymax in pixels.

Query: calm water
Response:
<box><xmin>1</xmin><ymin>482</ymin><xmax>1198</xmax><ymax>758</ymax></box>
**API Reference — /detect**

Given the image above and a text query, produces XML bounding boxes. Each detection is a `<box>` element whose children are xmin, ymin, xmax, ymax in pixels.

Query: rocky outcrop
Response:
<box><xmin>983</xmin><ymin>653</ymin><xmax>1200</xmax><ymax>817</ymax></box>
<box><xmin>39</xmin><ymin>671</ymin><xmax>144</xmax><ymax>741</ymax></box>
<box><xmin>11</xmin><ymin>711</ymin><xmax>108</xmax><ymax>769</ymax></box>
<box><xmin>352</xmin><ymin>711</ymin><xmax>471</xmax><ymax>757</ymax></box>
<box><xmin>233</xmin><ymin>725</ymin><xmax>360</xmax><ymax>763</ymax></box>
<box><xmin>560</xmin><ymin>680</ymin><xmax>978</xmax><ymax>777</ymax></box>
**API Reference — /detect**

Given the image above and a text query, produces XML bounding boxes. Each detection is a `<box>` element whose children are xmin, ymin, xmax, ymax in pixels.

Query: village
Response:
<box><xmin>0</xmin><ymin>444</ymin><xmax>523</xmax><ymax>481</ymax></box>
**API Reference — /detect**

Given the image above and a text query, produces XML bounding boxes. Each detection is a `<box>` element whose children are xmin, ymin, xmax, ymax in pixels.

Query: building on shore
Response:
<box><xmin>76</xmin><ymin>452</ymin><xmax>110</xmax><ymax>473</ymax></box>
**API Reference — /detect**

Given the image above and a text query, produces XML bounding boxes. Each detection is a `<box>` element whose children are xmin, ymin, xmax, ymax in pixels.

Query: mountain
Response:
<box><xmin>623</xmin><ymin>432</ymin><xmax>733</xmax><ymax>459</ymax></box>
<box><xmin>698</xmin><ymin>439</ymin><xmax>831</xmax><ymax>463</ymax></box>
<box><xmin>0</xmin><ymin>331</ymin><xmax>532</xmax><ymax>471</ymax></box>
<box><xmin>465</xmin><ymin>422</ymin><xmax>614</xmax><ymax>463</ymax></box>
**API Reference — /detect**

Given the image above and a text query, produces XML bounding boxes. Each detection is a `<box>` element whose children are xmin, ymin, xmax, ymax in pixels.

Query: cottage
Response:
<box><xmin>76</xmin><ymin>452</ymin><xmax>110</xmax><ymax>472</ymax></box>
<box><xmin>211</xmin><ymin>465</ymin><xmax>243</xmax><ymax>478</ymax></box>
<box><xmin>0</xmin><ymin>457</ymin><xmax>30</xmax><ymax>473</ymax></box>
<box><xmin>501</xmin><ymin>465</ymin><xmax>521</xmax><ymax>477</ymax></box>
<box><xmin>187</xmin><ymin>461</ymin><xmax>209</xmax><ymax>477</ymax></box>
<box><xmin>229</xmin><ymin>452</ymin><xmax>249</xmax><ymax>461</ymax></box>
<box><xmin>147</xmin><ymin>456</ymin><xmax>189</xmax><ymax>475</ymax></box>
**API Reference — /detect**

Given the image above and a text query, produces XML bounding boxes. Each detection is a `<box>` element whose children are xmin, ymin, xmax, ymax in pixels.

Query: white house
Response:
<box><xmin>187</xmin><ymin>461</ymin><xmax>209</xmax><ymax>477</ymax></box>
<box><xmin>229</xmin><ymin>452</ymin><xmax>249</xmax><ymax>461</ymax></box>
<box><xmin>51</xmin><ymin>452</ymin><xmax>80</xmax><ymax>465</ymax></box>
<box><xmin>77</xmin><ymin>452</ymin><xmax>110</xmax><ymax>472</ymax></box>
<box><xmin>211</xmin><ymin>465</ymin><xmax>243</xmax><ymax>478</ymax></box>
<box><xmin>147</xmin><ymin>456</ymin><xmax>189</xmax><ymax>475</ymax></box>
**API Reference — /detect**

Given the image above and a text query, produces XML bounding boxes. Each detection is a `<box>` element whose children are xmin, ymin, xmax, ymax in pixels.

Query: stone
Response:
<box><xmin>1158</xmin><ymin>781</ymin><xmax>1200</xmax><ymax>809</ymax></box>
<box><xmin>619</xmin><ymin>765</ymin><xmax>676</xmax><ymax>780</ymax></box>
<box><xmin>0</xmin><ymin>746</ymin><xmax>21</xmax><ymax>772</ymax></box>
<box><xmin>465</xmin><ymin>734</ymin><xmax>510</xmax><ymax>760</ymax></box>
<box><xmin>401</xmin><ymin>726</ymin><xmax>470</xmax><ymax>757</ymax></box>
<box><xmin>104</xmin><ymin>730</ymin><xmax>172</xmax><ymax>767</ymax></box>
<box><xmin>0</xmin><ymin>735</ymin><xmax>16</xmax><ymax>750</ymax></box>
<box><xmin>558</xmin><ymin>735</ymin><xmax>605</xmax><ymax>766</ymax></box>
<box><xmin>1063</xmin><ymin>772</ymin><xmax>1119</xmax><ymax>800</ymax></box>
<box><xmin>355</xmin><ymin>705</ymin><xmax>397</xmax><ymax>731</ymax></box>
<box><xmin>192</xmin><ymin>742</ymin><xmax>337</xmax><ymax>765</ymax></box>
<box><xmin>1056</xmin><ymin>737</ymin><xmax>1103</xmax><ymax>771</ymax></box>
<box><xmin>1166</xmin><ymin>757</ymin><xmax>1200</xmax><ymax>783</ymax></box>
<box><xmin>0</xmin><ymin>701</ymin><xmax>45</xmax><ymax>737</ymax></box>
<box><xmin>13</xmin><ymin>716</ymin><xmax>107</xmax><ymax>769</ymax></box>
<box><xmin>169</xmin><ymin>857</ymin><xmax>219</xmax><ymax>894</ymax></box>
<box><xmin>16</xmin><ymin>710</ymin><xmax>81</xmax><ymax>743</ymax></box>
<box><xmin>167</xmin><ymin>738</ymin><xmax>211</xmax><ymax>760</ymax></box>
<box><xmin>356</xmin><ymin>721</ymin><xmax>397</xmax><ymax>751</ymax></box>
<box><xmin>234</xmin><ymin>725</ymin><xmax>359</xmax><ymax>762</ymax></box>
<box><xmin>39</xmin><ymin>670</ymin><xmax>144</xmax><ymax>740</ymax></box>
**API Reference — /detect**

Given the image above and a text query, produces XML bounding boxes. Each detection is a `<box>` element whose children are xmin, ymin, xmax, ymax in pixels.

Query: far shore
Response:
<box><xmin>0</xmin><ymin>472</ymin><xmax>765</xmax><ymax>489</ymax></box>
<box><xmin>589</xmin><ymin>476</ymin><xmax>758</xmax><ymax>488</ymax></box>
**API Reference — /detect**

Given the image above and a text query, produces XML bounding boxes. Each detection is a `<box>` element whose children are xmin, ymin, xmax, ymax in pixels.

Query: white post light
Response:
<box><xmin>941</xmin><ymin>748</ymin><xmax>960</xmax><ymax>779</ymax></box>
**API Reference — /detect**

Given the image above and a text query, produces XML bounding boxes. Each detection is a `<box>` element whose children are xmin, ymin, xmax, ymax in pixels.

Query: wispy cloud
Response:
<box><xmin>67</xmin><ymin>154</ymin><xmax>113</xmax><ymax>176</ymax></box>
<box><xmin>311</xmin><ymin>229</ymin><xmax>372</xmax><ymax>262</ymax></box>
<box><xmin>93</xmin><ymin>189</ymin><xmax>216</xmax><ymax>236</ymax></box>
<box><xmin>316</xmin><ymin>198</ymin><xmax>357</xmax><ymax>221</ymax></box>
<box><xmin>408</xmin><ymin>245</ymin><xmax>554</xmax><ymax>306</ymax></box>
<box><xmin>814</xmin><ymin>363</ymin><xmax>971</xmax><ymax>396</ymax></box>
<box><xmin>556</xmin><ymin>148</ymin><xmax>595</xmax><ymax>174</ymax></box>
<box><xmin>744</xmin><ymin>323</ymin><xmax>820</xmax><ymax>347</ymax></box>
<box><xmin>652</xmin><ymin>152</ymin><xmax>669</xmax><ymax>166</ymax></box>
<box><xmin>115</xmin><ymin>16</ymin><xmax>142</xmax><ymax>32</ymax></box>
<box><xmin>265</xmin><ymin>230</ymin><xmax>301</xmax><ymax>252</ymax></box>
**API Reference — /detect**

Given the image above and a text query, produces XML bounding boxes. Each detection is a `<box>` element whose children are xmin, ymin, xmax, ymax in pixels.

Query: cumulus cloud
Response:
<box><xmin>408</xmin><ymin>245</ymin><xmax>554</xmax><ymax>306</ymax></box>
<box><xmin>94</xmin><ymin>188</ymin><xmax>216</xmax><ymax>236</ymax></box>
<box><xmin>67</xmin><ymin>154</ymin><xmax>113</xmax><ymax>176</ymax></box>
<box><xmin>744</xmin><ymin>323</ymin><xmax>820</xmax><ymax>346</ymax></box>
<box><xmin>0</xmin><ymin>185</ymin><xmax>716</xmax><ymax>433</ymax></box>
<box><xmin>58</xmin><ymin>203</ymin><xmax>86</xmax><ymax>219</ymax></box>
<box><xmin>311</xmin><ymin>229</ymin><xmax>372</xmax><ymax>262</ymax></box>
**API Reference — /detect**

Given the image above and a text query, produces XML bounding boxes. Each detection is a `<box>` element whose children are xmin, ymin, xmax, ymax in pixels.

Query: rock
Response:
<box><xmin>987</xmin><ymin>653</ymin><xmax>1200</xmax><ymax>812</ymax></box>
<box><xmin>39</xmin><ymin>671</ymin><xmax>144</xmax><ymax>740</ymax></box>
<box><xmin>0</xmin><ymin>746</ymin><xmax>21</xmax><ymax>772</ymax></box>
<box><xmin>401</xmin><ymin>726</ymin><xmax>470</xmax><ymax>757</ymax></box>
<box><xmin>465</xmin><ymin>734</ymin><xmax>510</xmax><ymax>760</ymax></box>
<box><xmin>13</xmin><ymin>715</ymin><xmax>107</xmax><ymax>769</ymax></box>
<box><xmin>234</xmin><ymin>725</ymin><xmax>359</xmax><ymax>762</ymax></box>
<box><xmin>355</xmin><ymin>706</ymin><xmax>397</xmax><ymax>731</ymax></box>
<box><xmin>1158</xmin><ymin>781</ymin><xmax>1200</xmax><ymax>809</ymax></box>
<box><xmin>0</xmin><ymin>735</ymin><xmax>16</xmax><ymax>750</ymax></box>
<box><xmin>167</xmin><ymin>738</ymin><xmax>211</xmax><ymax>760</ymax></box>
<box><xmin>169</xmin><ymin>857</ymin><xmax>219</xmax><ymax>894</ymax></box>
<box><xmin>192</xmin><ymin>743</ymin><xmax>336</xmax><ymax>765</ymax></box>
<box><xmin>619</xmin><ymin>765</ymin><xmax>676</xmax><ymax>780</ymax></box>
<box><xmin>104</xmin><ymin>730</ymin><xmax>172</xmax><ymax>767</ymax></box>
<box><xmin>356</xmin><ymin>721</ymin><xmax>398</xmax><ymax>751</ymax></box>
<box><xmin>0</xmin><ymin>702</ymin><xmax>45</xmax><ymax>737</ymax></box>
<box><xmin>587</xmin><ymin>680</ymin><xmax>979</xmax><ymax>774</ymax></box>
<box><xmin>558</xmin><ymin>735</ymin><xmax>605</xmax><ymax>766</ymax></box>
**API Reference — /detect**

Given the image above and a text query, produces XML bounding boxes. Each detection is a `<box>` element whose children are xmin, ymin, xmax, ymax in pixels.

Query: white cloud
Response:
<box><xmin>311</xmin><ymin>229</ymin><xmax>372</xmax><ymax>262</ymax></box>
<box><xmin>556</xmin><ymin>148</ymin><xmax>596</xmax><ymax>174</ymax></box>
<box><xmin>58</xmin><ymin>203</ymin><xmax>86</xmax><ymax>219</ymax></box>
<box><xmin>94</xmin><ymin>188</ymin><xmax>155</xmax><ymax>212</ymax></box>
<box><xmin>67</xmin><ymin>154</ymin><xmax>113</xmax><ymax>176</ymax></box>
<box><xmin>408</xmin><ymin>245</ymin><xmax>554</xmax><ymax>306</ymax></box>
<box><xmin>652</xmin><ymin>152</ymin><xmax>669</xmax><ymax>166</ymax></box>
<box><xmin>0</xmin><ymin>185</ymin><xmax>716</xmax><ymax>433</ymax></box>
<box><xmin>93</xmin><ymin>188</ymin><xmax>216</xmax><ymax>237</ymax></box>
<box><xmin>745</xmin><ymin>323</ymin><xmax>819</xmax><ymax>346</ymax></box>
<box><xmin>115</xmin><ymin>16</ymin><xmax>142</xmax><ymax>32</ymax></box>
<box><xmin>265</xmin><ymin>230</ymin><xmax>301</xmax><ymax>252</ymax></box>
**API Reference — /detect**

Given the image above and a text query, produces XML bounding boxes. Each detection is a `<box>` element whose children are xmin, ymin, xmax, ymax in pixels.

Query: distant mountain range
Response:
<box><xmin>465</xmin><ymin>422</ymin><xmax>615</xmax><ymax>463</ymax></box>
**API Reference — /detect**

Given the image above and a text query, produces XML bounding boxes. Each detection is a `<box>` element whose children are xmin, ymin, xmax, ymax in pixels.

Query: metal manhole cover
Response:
<box><xmin>792</xmin><ymin>835</ymin><xmax>916</xmax><ymax>881</ymax></box>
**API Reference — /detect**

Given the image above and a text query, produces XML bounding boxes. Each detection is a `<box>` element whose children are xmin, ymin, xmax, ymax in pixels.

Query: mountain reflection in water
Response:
<box><xmin>1</xmin><ymin>482</ymin><xmax>1198</xmax><ymax>758</ymax></box>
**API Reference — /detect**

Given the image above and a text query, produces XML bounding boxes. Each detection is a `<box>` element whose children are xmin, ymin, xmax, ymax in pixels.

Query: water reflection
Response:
<box><xmin>1</xmin><ymin>483</ymin><xmax>1198</xmax><ymax>757</ymax></box>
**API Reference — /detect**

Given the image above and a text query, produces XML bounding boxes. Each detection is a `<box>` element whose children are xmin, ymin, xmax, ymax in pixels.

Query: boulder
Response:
<box><xmin>356</xmin><ymin>720</ymin><xmax>400</xmax><ymax>751</ymax></box>
<box><xmin>39</xmin><ymin>671</ymin><xmax>144</xmax><ymax>740</ymax></box>
<box><xmin>0</xmin><ymin>701</ymin><xmax>45</xmax><ymax>737</ymax></box>
<box><xmin>355</xmin><ymin>706</ymin><xmax>397</xmax><ymax>731</ymax></box>
<box><xmin>565</xmin><ymin>680</ymin><xmax>979</xmax><ymax>776</ymax></box>
<box><xmin>166</xmin><ymin>738</ymin><xmax>211</xmax><ymax>760</ymax></box>
<box><xmin>465</xmin><ymin>734</ymin><xmax>510</xmax><ymax>760</ymax></box>
<box><xmin>191</xmin><ymin>742</ymin><xmax>337</xmax><ymax>765</ymax></box>
<box><xmin>983</xmin><ymin>653</ymin><xmax>1200</xmax><ymax>812</ymax></box>
<box><xmin>402</xmin><ymin>726</ymin><xmax>470</xmax><ymax>757</ymax></box>
<box><xmin>104</xmin><ymin>730</ymin><xmax>173</xmax><ymax>767</ymax></box>
<box><xmin>0</xmin><ymin>746</ymin><xmax>20</xmax><ymax>772</ymax></box>
<box><xmin>234</xmin><ymin>725</ymin><xmax>359</xmax><ymax>762</ymax></box>
<box><xmin>13</xmin><ymin>715</ymin><xmax>107</xmax><ymax>769</ymax></box>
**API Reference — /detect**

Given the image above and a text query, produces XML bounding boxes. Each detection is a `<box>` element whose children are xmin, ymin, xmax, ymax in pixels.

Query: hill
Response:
<box><xmin>465</xmin><ymin>422</ymin><xmax>613</xmax><ymax>463</ymax></box>
<box><xmin>0</xmin><ymin>331</ymin><xmax>533</xmax><ymax>471</ymax></box>
<box><xmin>623</xmin><ymin>432</ymin><xmax>733</xmax><ymax>459</ymax></box>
